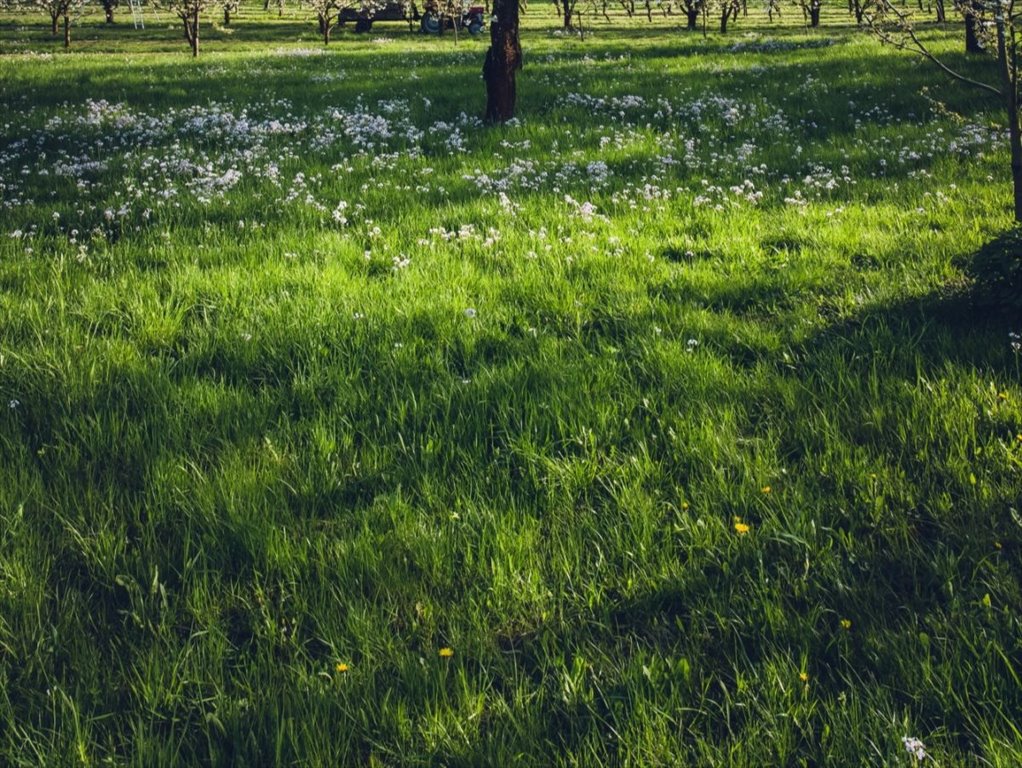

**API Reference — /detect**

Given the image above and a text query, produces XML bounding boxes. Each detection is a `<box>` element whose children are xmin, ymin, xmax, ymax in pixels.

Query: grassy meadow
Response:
<box><xmin>1</xmin><ymin>3</ymin><xmax>1021</xmax><ymax>765</ymax></box>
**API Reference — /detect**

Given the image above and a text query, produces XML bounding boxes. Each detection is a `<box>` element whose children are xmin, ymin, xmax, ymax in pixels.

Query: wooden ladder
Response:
<box><xmin>129</xmin><ymin>0</ymin><xmax>144</xmax><ymax>29</ymax></box>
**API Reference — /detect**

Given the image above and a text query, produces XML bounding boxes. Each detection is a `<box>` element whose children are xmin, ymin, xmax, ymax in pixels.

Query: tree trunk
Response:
<box><xmin>63</xmin><ymin>14</ymin><xmax>70</xmax><ymax>47</ymax></box>
<box><xmin>324</xmin><ymin>15</ymin><xmax>331</xmax><ymax>42</ymax></box>
<box><xmin>809</xmin><ymin>4</ymin><xmax>819</xmax><ymax>24</ymax></box>
<box><xmin>184</xmin><ymin>12</ymin><xmax>200</xmax><ymax>56</ymax></box>
<box><xmin>995</xmin><ymin>15</ymin><xmax>1022</xmax><ymax>221</ymax></box>
<box><xmin>965</xmin><ymin>8</ymin><xmax>983</xmax><ymax>53</ymax></box>
<box><xmin>934</xmin><ymin>0</ymin><xmax>944</xmax><ymax>20</ymax></box>
<box><xmin>719</xmin><ymin>5</ymin><xmax>728</xmax><ymax>31</ymax></box>
<box><xmin>51</xmin><ymin>14</ymin><xmax>59</xmax><ymax>35</ymax></box>
<box><xmin>564</xmin><ymin>3</ymin><xmax>572</xmax><ymax>28</ymax></box>
<box><xmin>686</xmin><ymin>7</ymin><xmax>698</xmax><ymax>27</ymax></box>
<box><xmin>483</xmin><ymin>0</ymin><xmax>522</xmax><ymax>123</ymax></box>
<box><xmin>105</xmin><ymin>4</ymin><xmax>115</xmax><ymax>22</ymax></box>
<box><xmin>1008</xmin><ymin>106</ymin><xmax>1022</xmax><ymax>222</ymax></box>
<box><xmin>224</xmin><ymin>7</ymin><xmax>231</xmax><ymax>24</ymax></box>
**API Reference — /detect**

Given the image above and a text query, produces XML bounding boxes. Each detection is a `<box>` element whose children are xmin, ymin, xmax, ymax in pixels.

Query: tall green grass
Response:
<box><xmin>0</xmin><ymin>4</ymin><xmax>1020</xmax><ymax>765</ymax></box>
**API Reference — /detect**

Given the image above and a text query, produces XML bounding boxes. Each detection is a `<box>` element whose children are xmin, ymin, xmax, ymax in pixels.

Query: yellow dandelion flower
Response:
<box><xmin>799</xmin><ymin>672</ymin><xmax>809</xmax><ymax>683</ymax></box>
<box><xmin>335</xmin><ymin>662</ymin><xmax>350</xmax><ymax>673</ymax></box>
<box><xmin>439</xmin><ymin>647</ymin><xmax>455</xmax><ymax>658</ymax></box>
<box><xmin>734</xmin><ymin>521</ymin><xmax>751</xmax><ymax>535</ymax></box>
<box><xmin>681</xmin><ymin>501</ymin><xmax>690</xmax><ymax>510</ymax></box>
<box><xmin>761</xmin><ymin>486</ymin><xmax>771</xmax><ymax>494</ymax></box>
<box><xmin>840</xmin><ymin>619</ymin><xmax>852</xmax><ymax>630</ymax></box>
<box><xmin>995</xmin><ymin>541</ymin><xmax>1003</xmax><ymax>550</ymax></box>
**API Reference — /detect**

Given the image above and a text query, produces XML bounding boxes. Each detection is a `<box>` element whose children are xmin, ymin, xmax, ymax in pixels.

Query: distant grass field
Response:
<box><xmin>1</xmin><ymin>4</ymin><xmax>1021</xmax><ymax>765</ymax></box>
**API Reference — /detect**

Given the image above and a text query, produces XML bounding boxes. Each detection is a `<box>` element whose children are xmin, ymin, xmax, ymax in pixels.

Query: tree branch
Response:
<box><xmin>865</xmin><ymin>4</ymin><xmax>1003</xmax><ymax>97</ymax></box>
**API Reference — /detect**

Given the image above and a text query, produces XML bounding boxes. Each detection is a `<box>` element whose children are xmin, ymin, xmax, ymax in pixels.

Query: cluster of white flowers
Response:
<box><xmin>0</xmin><ymin>73</ymin><xmax>1003</xmax><ymax>264</ymax></box>
<box><xmin>901</xmin><ymin>736</ymin><xmax>928</xmax><ymax>761</ymax></box>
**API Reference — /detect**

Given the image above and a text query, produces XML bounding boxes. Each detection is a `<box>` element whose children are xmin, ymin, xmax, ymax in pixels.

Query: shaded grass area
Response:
<box><xmin>1</xmin><ymin>5</ymin><xmax>1022</xmax><ymax>766</ymax></box>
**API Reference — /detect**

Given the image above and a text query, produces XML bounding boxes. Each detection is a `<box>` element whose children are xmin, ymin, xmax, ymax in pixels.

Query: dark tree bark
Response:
<box><xmin>934</xmin><ymin>0</ymin><xmax>944</xmax><ymax>21</ymax></box>
<box><xmin>51</xmin><ymin>13</ymin><xmax>59</xmax><ymax>34</ymax></box>
<box><xmin>993</xmin><ymin>15</ymin><xmax>1022</xmax><ymax>220</ymax></box>
<box><xmin>719</xmin><ymin>4</ymin><xmax>729</xmax><ymax>31</ymax></box>
<box><xmin>105</xmin><ymin>1</ymin><xmax>116</xmax><ymax>23</ymax></box>
<box><xmin>483</xmin><ymin>0</ymin><xmax>522</xmax><ymax>123</ymax></box>
<box><xmin>809</xmin><ymin>0</ymin><xmax>819</xmax><ymax>25</ymax></box>
<box><xmin>63</xmin><ymin>12</ymin><xmax>70</xmax><ymax>46</ymax></box>
<box><xmin>183</xmin><ymin>11</ymin><xmax>199</xmax><ymax>56</ymax></box>
<box><xmin>965</xmin><ymin>6</ymin><xmax>983</xmax><ymax>53</ymax></box>
<box><xmin>224</xmin><ymin>7</ymin><xmax>231</xmax><ymax>24</ymax></box>
<box><xmin>686</xmin><ymin>7</ymin><xmax>698</xmax><ymax>26</ymax></box>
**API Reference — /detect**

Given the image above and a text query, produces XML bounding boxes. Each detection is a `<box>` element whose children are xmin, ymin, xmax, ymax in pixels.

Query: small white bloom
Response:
<box><xmin>901</xmin><ymin>736</ymin><xmax>927</xmax><ymax>762</ymax></box>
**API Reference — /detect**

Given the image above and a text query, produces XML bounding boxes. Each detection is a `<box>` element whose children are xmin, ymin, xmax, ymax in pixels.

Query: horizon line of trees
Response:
<box><xmin>1</xmin><ymin>0</ymin><xmax>996</xmax><ymax>50</ymax></box>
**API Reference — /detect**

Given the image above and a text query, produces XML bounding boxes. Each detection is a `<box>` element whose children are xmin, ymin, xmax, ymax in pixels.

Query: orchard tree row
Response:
<box><xmin>2</xmin><ymin>0</ymin><xmax>1000</xmax><ymax>52</ymax></box>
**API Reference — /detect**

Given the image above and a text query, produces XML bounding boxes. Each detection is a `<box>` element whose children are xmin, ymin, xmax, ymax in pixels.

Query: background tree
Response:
<box><xmin>711</xmin><ymin>0</ymin><xmax>741</xmax><ymax>31</ymax></box>
<box><xmin>484</xmin><ymin>0</ymin><xmax>522</xmax><ymax>121</ymax></box>
<box><xmin>31</xmin><ymin>0</ymin><xmax>88</xmax><ymax>45</ymax></box>
<box><xmin>678</xmin><ymin>0</ymin><xmax>701</xmax><ymax>28</ymax></box>
<box><xmin>158</xmin><ymin>0</ymin><xmax>211</xmax><ymax>55</ymax></box>
<box><xmin>221</xmin><ymin>0</ymin><xmax>238</xmax><ymax>24</ymax></box>
<box><xmin>102</xmin><ymin>0</ymin><xmax>116</xmax><ymax>22</ymax></box>
<box><xmin>963</xmin><ymin>0</ymin><xmax>985</xmax><ymax>52</ymax></box>
<box><xmin>551</xmin><ymin>0</ymin><xmax>579</xmax><ymax>28</ymax></box>
<box><xmin>309</xmin><ymin>0</ymin><xmax>355</xmax><ymax>41</ymax></box>
<box><xmin>790</xmin><ymin>0</ymin><xmax>820</xmax><ymax>25</ymax></box>
<box><xmin>867</xmin><ymin>0</ymin><xmax>1022</xmax><ymax>221</ymax></box>
<box><xmin>850</xmin><ymin>0</ymin><xmax>876</xmax><ymax>23</ymax></box>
